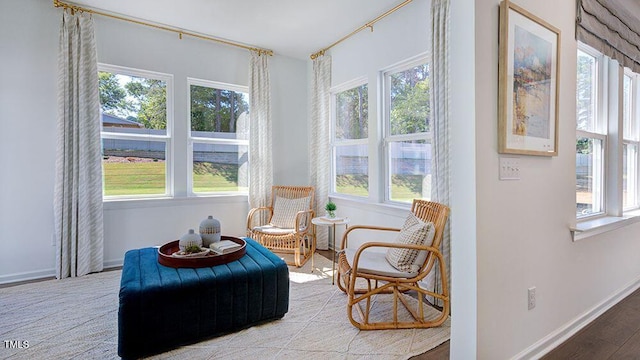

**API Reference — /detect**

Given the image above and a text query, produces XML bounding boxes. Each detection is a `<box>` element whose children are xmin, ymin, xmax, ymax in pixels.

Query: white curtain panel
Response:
<box><xmin>310</xmin><ymin>56</ymin><xmax>331</xmax><ymax>250</ymax></box>
<box><xmin>249</xmin><ymin>52</ymin><xmax>273</xmax><ymax>220</ymax></box>
<box><xmin>428</xmin><ymin>0</ymin><xmax>451</xmax><ymax>307</ymax></box>
<box><xmin>54</xmin><ymin>10</ymin><xmax>104</xmax><ymax>279</ymax></box>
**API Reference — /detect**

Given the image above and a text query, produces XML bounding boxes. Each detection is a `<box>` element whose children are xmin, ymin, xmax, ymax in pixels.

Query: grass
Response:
<box><xmin>336</xmin><ymin>174</ymin><xmax>425</xmax><ymax>203</ymax></box>
<box><xmin>103</xmin><ymin>160</ymin><xmax>244</xmax><ymax>195</ymax></box>
<box><xmin>104</xmin><ymin>161</ymin><xmax>423</xmax><ymax>200</ymax></box>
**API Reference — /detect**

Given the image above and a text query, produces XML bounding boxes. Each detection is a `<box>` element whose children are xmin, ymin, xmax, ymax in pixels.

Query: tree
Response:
<box><xmin>98</xmin><ymin>72</ymin><xmax>133</xmax><ymax>116</ymax></box>
<box><xmin>125</xmin><ymin>78</ymin><xmax>167</xmax><ymax>130</ymax></box>
<box><xmin>190</xmin><ymin>85</ymin><xmax>249</xmax><ymax>133</ymax></box>
<box><xmin>389</xmin><ymin>64</ymin><xmax>430</xmax><ymax>135</ymax></box>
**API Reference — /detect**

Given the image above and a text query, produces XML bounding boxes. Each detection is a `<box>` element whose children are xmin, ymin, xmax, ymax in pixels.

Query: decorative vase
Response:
<box><xmin>179</xmin><ymin>229</ymin><xmax>202</xmax><ymax>251</ymax></box>
<box><xmin>326</xmin><ymin>210</ymin><xmax>336</xmax><ymax>219</ymax></box>
<box><xmin>199</xmin><ymin>215</ymin><xmax>221</xmax><ymax>247</ymax></box>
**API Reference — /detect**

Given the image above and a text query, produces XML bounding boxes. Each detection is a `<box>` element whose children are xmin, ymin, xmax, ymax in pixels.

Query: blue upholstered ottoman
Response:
<box><xmin>118</xmin><ymin>238</ymin><xmax>289</xmax><ymax>359</ymax></box>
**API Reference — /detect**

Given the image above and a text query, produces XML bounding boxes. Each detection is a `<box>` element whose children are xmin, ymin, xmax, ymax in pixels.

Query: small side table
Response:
<box><xmin>312</xmin><ymin>217</ymin><xmax>350</xmax><ymax>284</ymax></box>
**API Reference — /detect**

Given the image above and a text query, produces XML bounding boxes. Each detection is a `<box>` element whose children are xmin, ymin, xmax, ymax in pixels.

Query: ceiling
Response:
<box><xmin>69</xmin><ymin>0</ymin><xmax>404</xmax><ymax>60</ymax></box>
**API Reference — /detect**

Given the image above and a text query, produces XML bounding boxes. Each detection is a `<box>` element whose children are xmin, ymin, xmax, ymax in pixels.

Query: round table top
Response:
<box><xmin>312</xmin><ymin>216</ymin><xmax>350</xmax><ymax>226</ymax></box>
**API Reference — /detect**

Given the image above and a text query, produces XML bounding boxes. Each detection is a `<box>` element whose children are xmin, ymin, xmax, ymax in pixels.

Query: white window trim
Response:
<box><xmin>98</xmin><ymin>63</ymin><xmax>174</xmax><ymax>200</ymax></box>
<box><xmin>186</xmin><ymin>78</ymin><xmax>249</xmax><ymax>197</ymax></box>
<box><xmin>381</xmin><ymin>54</ymin><xmax>430</xmax><ymax>206</ymax></box>
<box><xmin>572</xmin><ymin>45</ymin><xmax>640</xmax><ymax>240</ymax></box>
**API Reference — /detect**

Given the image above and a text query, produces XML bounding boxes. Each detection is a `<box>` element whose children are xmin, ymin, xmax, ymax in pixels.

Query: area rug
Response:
<box><xmin>0</xmin><ymin>254</ymin><xmax>449</xmax><ymax>359</ymax></box>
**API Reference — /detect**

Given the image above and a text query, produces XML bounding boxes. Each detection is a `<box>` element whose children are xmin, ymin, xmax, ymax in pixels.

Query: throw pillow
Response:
<box><xmin>270</xmin><ymin>196</ymin><xmax>311</xmax><ymax>229</ymax></box>
<box><xmin>385</xmin><ymin>212</ymin><xmax>436</xmax><ymax>273</ymax></box>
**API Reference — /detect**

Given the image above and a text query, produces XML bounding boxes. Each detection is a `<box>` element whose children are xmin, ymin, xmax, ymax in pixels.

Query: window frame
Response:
<box><xmin>381</xmin><ymin>55</ymin><xmax>431</xmax><ymax>206</ymax></box>
<box><xmin>98</xmin><ymin>63</ymin><xmax>174</xmax><ymax>200</ymax></box>
<box><xmin>187</xmin><ymin>77</ymin><xmax>250</xmax><ymax>197</ymax></box>
<box><xmin>623</xmin><ymin>70</ymin><xmax>640</xmax><ymax>210</ymax></box>
<box><xmin>329</xmin><ymin>77</ymin><xmax>370</xmax><ymax>200</ymax></box>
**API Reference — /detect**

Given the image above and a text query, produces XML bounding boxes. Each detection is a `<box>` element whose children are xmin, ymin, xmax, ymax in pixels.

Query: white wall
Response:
<box><xmin>476</xmin><ymin>0</ymin><xmax>640</xmax><ymax>358</ymax></box>
<box><xmin>0</xmin><ymin>0</ymin><xmax>308</xmax><ymax>282</ymax></box>
<box><xmin>0</xmin><ymin>0</ymin><xmax>59</xmax><ymax>282</ymax></box>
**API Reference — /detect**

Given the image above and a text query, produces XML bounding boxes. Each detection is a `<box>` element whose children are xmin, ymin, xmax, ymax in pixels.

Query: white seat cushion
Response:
<box><xmin>385</xmin><ymin>212</ymin><xmax>436</xmax><ymax>273</ymax></box>
<box><xmin>270</xmin><ymin>196</ymin><xmax>311</xmax><ymax>228</ymax></box>
<box><xmin>345</xmin><ymin>248</ymin><xmax>418</xmax><ymax>278</ymax></box>
<box><xmin>252</xmin><ymin>225</ymin><xmax>296</xmax><ymax>235</ymax></box>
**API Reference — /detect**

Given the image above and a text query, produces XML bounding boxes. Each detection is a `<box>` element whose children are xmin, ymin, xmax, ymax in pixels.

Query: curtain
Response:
<box><xmin>577</xmin><ymin>0</ymin><xmax>640</xmax><ymax>73</ymax></box>
<box><xmin>54</xmin><ymin>10</ymin><xmax>104</xmax><ymax>279</ymax></box>
<box><xmin>249</xmin><ymin>52</ymin><xmax>273</xmax><ymax>219</ymax></box>
<box><xmin>310</xmin><ymin>56</ymin><xmax>332</xmax><ymax>250</ymax></box>
<box><xmin>429</xmin><ymin>0</ymin><xmax>451</xmax><ymax>307</ymax></box>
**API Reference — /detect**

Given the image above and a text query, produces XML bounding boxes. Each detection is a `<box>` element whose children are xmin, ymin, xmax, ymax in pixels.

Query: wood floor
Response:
<box><xmin>410</xmin><ymin>287</ymin><xmax>640</xmax><ymax>359</ymax></box>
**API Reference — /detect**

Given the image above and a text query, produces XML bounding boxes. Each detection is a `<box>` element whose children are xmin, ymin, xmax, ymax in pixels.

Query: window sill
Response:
<box><xmin>103</xmin><ymin>194</ymin><xmax>248</xmax><ymax>210</ymax></box>
<box><xmin>571</xmin><ymin>211</ymin><xmax>640</xmax><ymax>241</ymax></box>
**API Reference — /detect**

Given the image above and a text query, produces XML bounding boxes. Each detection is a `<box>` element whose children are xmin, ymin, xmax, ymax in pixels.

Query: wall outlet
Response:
<box><xmin>528</xmin><ymin>287</ymin><xmax>536</xmax><ymax>310</ymax></box>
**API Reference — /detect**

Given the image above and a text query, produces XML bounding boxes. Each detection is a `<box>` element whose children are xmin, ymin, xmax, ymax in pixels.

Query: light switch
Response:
<box><xmin>499</xmin><ymin>156</ymin><xmax>520</xmax><ymax>180</ymax></box>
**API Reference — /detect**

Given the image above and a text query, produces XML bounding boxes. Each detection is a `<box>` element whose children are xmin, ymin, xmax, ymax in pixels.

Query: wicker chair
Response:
<box><xmin>336</xmin><ymin>199</ymin><xmax>450</xmax><ymax>330</ymax></box>
<box><xmin>247</xmin><ymin>186</ymin><xmax>316</xmax><ymax>267</ymax></box>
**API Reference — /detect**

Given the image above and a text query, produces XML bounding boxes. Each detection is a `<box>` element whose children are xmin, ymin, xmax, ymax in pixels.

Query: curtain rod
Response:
<box><xmin>310</xmin><ymin>0</ymin><xmax>413</xmax><ymax>60</ymax></box>
<box><xmin>52</xmin><ymin>0</ymin><xmax>274</xmax><ymax>56</ymax></box>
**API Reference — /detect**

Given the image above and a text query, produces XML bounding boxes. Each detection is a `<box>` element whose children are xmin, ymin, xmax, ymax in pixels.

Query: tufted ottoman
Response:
<box><xmin>117</xmin><ymin>237</ymin><xmax>289</xmax><ymax>359</ymax></box>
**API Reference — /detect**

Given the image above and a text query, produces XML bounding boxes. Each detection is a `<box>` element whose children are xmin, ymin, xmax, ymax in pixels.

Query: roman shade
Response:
<box><xmin>576</xmin><ymin>0</ymin><xmax>640</xmax><ymax>72</ymax></box>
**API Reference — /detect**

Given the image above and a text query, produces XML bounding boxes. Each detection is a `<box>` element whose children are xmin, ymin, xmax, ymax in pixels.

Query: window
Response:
<box><xmin>331</xmin><ymin>81</ymin><xmax>369</xmax><ymax>198</ymax></box>
<box><xmin>383</xmin><ymin>59</ymin><xmax>431</xmax><ymax>204</ymax></box>
<box><xmin>188</xmin><ymin>79</ymin><xmax>249</xmax><ymax>195</ymax></box>
<box><xmin>575</xmin><ymin>43</ymin><xmax>640</xmax><ymax>221</ymax></box>
<box><xmin>576</xmin><ymin>48</ymin><xmax>605</xmax><ymax>217</ymax></box>
<box><xmin>623</xmin><ymin>72</ymin><xmax>639</xmax><ymax>209</ymax></box>
<box><xmin>99</xmin><ymin>65</ymin><xmax>173</xmax><ymax>198</ymax></box>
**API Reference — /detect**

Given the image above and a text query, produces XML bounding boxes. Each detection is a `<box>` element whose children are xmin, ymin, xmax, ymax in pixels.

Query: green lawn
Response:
<box><xmin>336</xmin><ymin>174</ymin><xmax>424</xmax><ymax>203</ymax></box>
<box><xmin>104</xmin><ymin>161</ymin><xmax>422</xmax><ymax>200</ymax></box>
<box><xmin>103</xmin><ymin>160</ymin><xmax>243</xmax><ymax>195</ymax></box>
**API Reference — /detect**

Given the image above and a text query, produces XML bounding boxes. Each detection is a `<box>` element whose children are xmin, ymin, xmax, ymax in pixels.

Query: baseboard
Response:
<box><xmin>0</xmin><ymin>258</ymin><xmax>124</xmax><ymax>285</ymax></box>
<box><xmin>0</xmin><ymin>268</ymin><xmax>56</xmax><ymax>285</ymax></box>
<box><xmin>513</xmin><ymin>276</ymin><xmax>640</xmax><ymax>360</ymax></box>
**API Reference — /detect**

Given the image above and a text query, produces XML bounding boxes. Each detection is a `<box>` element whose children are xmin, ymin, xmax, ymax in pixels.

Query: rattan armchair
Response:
<box><xmin>247</xmin><ymin>186</ymin><xmax>315</xmax><ymax>267</ymax></box>
<box><xmin>336</xmin><ymin>199</ymin><xmax>450</xmax><ymax>330</ymax></box>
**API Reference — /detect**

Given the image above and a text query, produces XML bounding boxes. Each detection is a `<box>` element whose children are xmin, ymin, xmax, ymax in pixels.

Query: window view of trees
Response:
<box><xmin>190</xmin><ymin>83</ymin><xmax>249</xmax><ymax>194</ymax></box>
<box><xmin>387</xmin><ymin>62</ymin><xmax>431</xmax><ymax>203</ymax></box>
<box><xmin>99</xmin><ymin>69</ymin><xmax>169</xmax><ymax>197</ymax></box>
<box><xmin>390</xmin><ymin>63</ymin><xmax>430</xmax><ymax>135</ymax></box>
<box><xmin>99</xmin><ymin>72</ymin><xmax>167</xmax><ymax>131</ymax></box>
<box><xmin>190</xmin><ymin>86</ymin><xmax>249</xmax><ymax>134</ymax></box>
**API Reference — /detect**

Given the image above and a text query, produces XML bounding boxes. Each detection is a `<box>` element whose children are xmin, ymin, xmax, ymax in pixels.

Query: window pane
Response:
<box><xmin>576</xmin><ymin>137</ymin><xmax>603</xmax><ymax>217</ymax></box>
<box><xmin>623</xmin><ymin>74</ymin><xmax>634</xmax><ymax>139</ymax></box>
<box><xmin>335</xmin><ymin>144</ymin><xmax>368</xmax><ymax>197</ymax></box>
<box><xmin>102</xmin><ymin>139</ymin><xmax>166</xmax><ymax>196</ymax></box>
<box><xmin>335</xmin><ymin>85</ymin><xmax>368</xmax><ymax>140</ymax></box>
<box><xmin>192</xmin><ymin>143</ymin><xmax>248</xmax><ymax>193</ymax></box>
<box><xmin>99</xmin><ymin>72</ymin><xmax>167</xmax><ymax>135</ymax></box>
<box><xmin>576</xmin><ymin>50</ymin><xmax>597</xmax><ymax>132</ymax></box>
<box><xmin>623</xmin><ymin>143</ymin><xmax>638</xmax><ymax>209</ymax></box>
<box><xmin>388</xmin><ymin>140</ymin><xmax>431</xmax><ymax>203</ymax></box>
<box><xmin>389</xmin><ymin>63</ymin><xmax>430</xmax><ymax>135</ymax></box>
<box><xmin>190</xmin><ymin>85</ymin><xmax>250</xmax><ymax>139</ymax></box>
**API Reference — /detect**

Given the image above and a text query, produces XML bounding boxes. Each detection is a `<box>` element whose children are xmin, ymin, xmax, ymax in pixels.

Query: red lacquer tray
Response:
<box><xmin>157</xmin><ymin>236</ymin><xmax>246</xmax><ymax>268</ymax></box>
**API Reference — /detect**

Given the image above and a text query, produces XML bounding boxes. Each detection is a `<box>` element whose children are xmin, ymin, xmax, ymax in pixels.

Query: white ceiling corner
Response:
<box><xmin>68</xmin><ymin>0</ymin><xmax>403</xmax><ymax>59</ymax></box>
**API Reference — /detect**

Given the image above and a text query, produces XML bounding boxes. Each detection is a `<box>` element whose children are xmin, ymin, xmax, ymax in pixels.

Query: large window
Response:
<box><xmin>99</xmin><ymin>65</ymin><xmax>172</xmax><ymax>198</ymax></box>
<box><xmin>383</xmin><ymin>59</ymin><xmax>431</xmax><ymax>204</ymax></box>
<box><xmin>331</xmin><ymin>81</ymin><xmax>369</xmax><ymax>198</ymax></box>
<box><xmin>188</xmin><ymin>79</ymin><xmax>249</xmax><ymax>195</ymax></box>
<box><xmin>575</xmin><ymin>44</ymin><xmax>640</xmax><ymax>219</ymax></box>
<box><xmin>576</xmin><ymin>48</ymin><xmax>605</xmax><ymax>217</ymax></box>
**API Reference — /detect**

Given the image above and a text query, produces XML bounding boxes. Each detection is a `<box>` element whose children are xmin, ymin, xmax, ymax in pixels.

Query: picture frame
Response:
<box><xmin>498</xmin><ymin>1</ymin><xmax>561</xmax><ymax>156</ymax></box>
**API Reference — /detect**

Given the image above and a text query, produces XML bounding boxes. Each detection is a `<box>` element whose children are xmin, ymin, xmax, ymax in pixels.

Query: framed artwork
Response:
<box><xmin>498</xmin><ymin>1</ymin><xmax>561</xmax><ymax>156</ymax></box>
